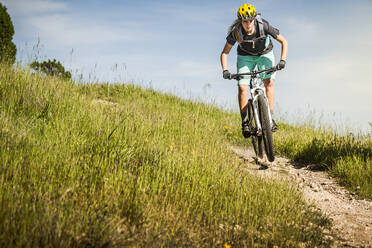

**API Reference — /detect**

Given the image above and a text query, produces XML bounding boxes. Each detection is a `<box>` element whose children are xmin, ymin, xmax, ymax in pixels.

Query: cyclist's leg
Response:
<box><xmin>237</xmin><ymin>55</ymin><xmax>257</xmax><ymax>121</ymax></box>
<box><xmin>238</xmin><ymin>85</ymin><xmax>251</xmax><ymax>137</ymax></box>
<box><xmin>237</xmin><ymin>55</ymin><xmax>257</xmax><ymax>137</ymax></box>
<box><xmin>238</xmin><ymin>85</ymin><xmax>249</xmax><ymax>121</ymax></box>
<box><xmin>263</xmin><ymin>78</ymin><xmax>278</xmax><ymax>131</ymax></box>
<box><xmin>258</xmin><ymin>51</ymin><xmax>278</xmax><ymax>131</ymax></box>
<box><xmin>263</xmin><ymin>78</ymin><xmax>274</xmax><ymax>113</ymax></box>
<box><xmin>257</xmin><ymin>51</ymin><xmax>276</xmax><ymax>113</ymax></box>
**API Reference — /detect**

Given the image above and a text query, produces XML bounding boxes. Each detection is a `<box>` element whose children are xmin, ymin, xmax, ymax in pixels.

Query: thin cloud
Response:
<box><xmin>26</xmin><ymin>13</ymin><xmax>163</xmax><ymax>46</ymax></box>
<box><xmin>2</xmin><ymin>0</ymin><xmax>68</xmax><ymax>15</ymax></box>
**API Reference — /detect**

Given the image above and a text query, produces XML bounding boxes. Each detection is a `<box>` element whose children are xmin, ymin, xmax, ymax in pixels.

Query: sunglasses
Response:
<box><xmin>242</xmin><ymin>19</ymin><xmax>255</xmax><ymax>23</ymax></box>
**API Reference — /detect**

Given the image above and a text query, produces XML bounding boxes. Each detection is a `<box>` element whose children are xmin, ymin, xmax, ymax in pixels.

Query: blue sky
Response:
<box><xmin>3</xmin><ymin>0</ymin><xmax>372</xmax><ymax>133</ymax></box>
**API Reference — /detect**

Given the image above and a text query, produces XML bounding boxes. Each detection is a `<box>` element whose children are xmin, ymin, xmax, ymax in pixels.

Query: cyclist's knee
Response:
<box><xmin>238</xmin><ymin>85</ymin><xmax>249</xmax><ymax>94</ymax></box>
<box><xmin>264</xmin><ymin>78</ymin><xmax>274</xmax><ymax>88</ymax></box>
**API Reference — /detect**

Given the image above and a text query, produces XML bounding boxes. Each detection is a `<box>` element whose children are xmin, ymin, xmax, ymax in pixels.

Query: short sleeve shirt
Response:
<box><xmin>226</xmin><ymin>18</ymin><xmax>280</xmax><ymax>56</ymax></box>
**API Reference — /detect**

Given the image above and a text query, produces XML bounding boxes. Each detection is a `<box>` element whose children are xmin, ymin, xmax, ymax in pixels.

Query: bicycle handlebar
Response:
<box><xmin>229</xmin><ymin>66</ymin><xmax>280</xmax><ymax>80</ymax></box>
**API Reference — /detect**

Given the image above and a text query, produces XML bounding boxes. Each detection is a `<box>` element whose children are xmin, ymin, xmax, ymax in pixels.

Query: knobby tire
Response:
<box><xmin>248</xmin><ymin>99</ymin><xmax>263</xmax><ymax>159</ymax></box>
<box><xmin>257</xmin><ymin>94</ymin><xmax>275</xmax><ymax>162</ymax></box>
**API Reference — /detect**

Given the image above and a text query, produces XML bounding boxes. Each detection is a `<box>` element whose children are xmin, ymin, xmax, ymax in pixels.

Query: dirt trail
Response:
<box><xmin>231</xmin><ymin>146</ymin><xmax>372</xmax><ymax>248</ymax></box>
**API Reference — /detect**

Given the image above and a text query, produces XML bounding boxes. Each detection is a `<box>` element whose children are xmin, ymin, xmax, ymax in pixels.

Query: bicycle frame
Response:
<box><xmin>249</xmin><ymin>74</ymin><xmax>272</xmax><ymax>136</ymax></box>
<box><xmin>231</xmin><ymin>67</ymin><xmax>276</xmax><ymax>136</ymax></box>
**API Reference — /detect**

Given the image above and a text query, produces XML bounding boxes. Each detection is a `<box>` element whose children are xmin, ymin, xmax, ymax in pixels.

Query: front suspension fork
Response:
<box><xmin>251</xmin><ymin>92</ymin><xmax>273</xmax><ymax>136</ymax></box>
<box><xmin>251</xmin><ymin>97</ymin><xmax>262</xmax><ymax>136</ymax></box>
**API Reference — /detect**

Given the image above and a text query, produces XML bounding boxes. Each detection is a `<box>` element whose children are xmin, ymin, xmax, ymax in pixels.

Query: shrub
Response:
<box><xmin>30</xmin><ymin>59</ymin><xmax>72</xmax><ymax>79</ymax></box>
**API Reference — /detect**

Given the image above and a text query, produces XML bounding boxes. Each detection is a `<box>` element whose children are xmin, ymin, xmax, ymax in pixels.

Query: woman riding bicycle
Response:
<box><xmin>220</xmin><ymin>3</ymin><xmax>288</xmax><ymax>137</ymax></box>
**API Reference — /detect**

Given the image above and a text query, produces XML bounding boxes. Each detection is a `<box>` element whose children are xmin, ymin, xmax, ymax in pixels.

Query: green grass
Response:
<box><xmin>0</xmin><ymin>65</ymin><xmax>333</xmax><ymax>247</ymax></box>
<box><xmin>274</xmin><ymin>123</ymin><xmax>371</xmax><ymax>199</ymax></box>
<box><xmin>229</xmin><ymin>116</ymin><xmax>371</xmax><ymax>199</ymax></box>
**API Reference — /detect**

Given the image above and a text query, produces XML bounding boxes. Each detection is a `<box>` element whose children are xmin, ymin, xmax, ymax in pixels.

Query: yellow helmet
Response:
<box><xmin>237</xmin><ymin>3</ymin><xmax>257</xmax><ymax>20</ymax></box>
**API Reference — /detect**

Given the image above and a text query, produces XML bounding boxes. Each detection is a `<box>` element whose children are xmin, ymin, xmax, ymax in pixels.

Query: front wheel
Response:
<box><xmin>248</xmin><ymin>99</ymin><xmax>263</xmax><ymax>159</ymax></box>
<box><xmin>257</xmin><ymin>94</ymin><xmax>275</xmax><ymax>162</ymax></box>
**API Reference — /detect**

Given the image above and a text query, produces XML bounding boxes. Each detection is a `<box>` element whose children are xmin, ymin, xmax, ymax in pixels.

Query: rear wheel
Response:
<box><xmin>257</xmin><ymin>94</ymin><xmax>275</xmax><ymax>162</ymax></box>
<box><xmin>248</xmin><ymin>99</ymin><xmax>263</xmax><ymax>159</ymax></box>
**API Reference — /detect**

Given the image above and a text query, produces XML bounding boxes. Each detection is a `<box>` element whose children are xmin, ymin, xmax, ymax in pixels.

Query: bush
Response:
<box><xmin>30</xmin><ymin>59</ymin><xmax>72</xmax><ymax>79</ymax></box>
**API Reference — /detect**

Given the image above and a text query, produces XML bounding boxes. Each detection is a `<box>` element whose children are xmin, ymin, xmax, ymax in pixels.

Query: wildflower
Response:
<box><xmin>224</xmin><ymin>243</ymin><xmax>231</xmax><ymax>248</ymax></box>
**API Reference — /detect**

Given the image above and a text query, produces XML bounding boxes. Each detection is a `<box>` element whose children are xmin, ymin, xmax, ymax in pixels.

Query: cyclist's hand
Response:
<box><xmin>276</xmin><ymin>60</ymin><xmax>286</xmax><ymax>70</ymax></box>
<box><xmin>223</xmin><ymin>70</ymin><xmax>231</xmax><ymax>79</ymax></box>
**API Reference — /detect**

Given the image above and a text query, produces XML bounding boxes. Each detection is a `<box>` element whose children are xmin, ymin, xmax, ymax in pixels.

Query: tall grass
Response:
<box><xmin>0</xmin><ymin>65</ymin><xmax>332</xmax><ymax>247</ymax></box>
<box><xmin>229</xmin><ymin>116</ymin><xmax>371</xmax><ymax>199</ymax></box>
<box><xmin>274</xmin><ymin>123</ymin><xmax>372</xmax><ymax>199</ymax></box>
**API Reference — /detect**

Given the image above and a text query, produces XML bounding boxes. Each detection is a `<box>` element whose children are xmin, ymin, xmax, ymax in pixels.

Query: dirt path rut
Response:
<box><xmin>231</xmin><ymin>146</ymin><xmax>372</xmax><ymax>248</ymax></box>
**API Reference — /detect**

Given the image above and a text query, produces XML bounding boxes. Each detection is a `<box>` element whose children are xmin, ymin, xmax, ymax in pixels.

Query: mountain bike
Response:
<box><xmin>230</xmin><ymin>67</ymin><xmax>279</xmax><ymax>162</ymax></box>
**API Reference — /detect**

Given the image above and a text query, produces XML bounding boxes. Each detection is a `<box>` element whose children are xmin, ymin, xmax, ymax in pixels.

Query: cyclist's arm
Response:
<box><xmin>220</xmin><ymin>42</ymin><xmax>233</xmax><ymax>71</ymax></box>
<box><xmin>275</xmin><ymin>34</ymin><xmax>288</xmax><ymax>61</ymax></box>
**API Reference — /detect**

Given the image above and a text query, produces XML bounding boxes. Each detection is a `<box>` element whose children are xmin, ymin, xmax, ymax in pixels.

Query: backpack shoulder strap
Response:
<box><xmin>256</xmin><ymin>13</ymin><xmax>265</xmax><ymax>37</ymax></box>
<box><xmin>232</xmin><ymin>24</ymin><xmax>244</xmax><ymax>44</ymax></box>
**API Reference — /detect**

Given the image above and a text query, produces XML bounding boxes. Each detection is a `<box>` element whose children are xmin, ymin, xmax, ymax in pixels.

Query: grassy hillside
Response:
<box><xmin>0</xmin><ymin>65</ymin><xmax>333</xmax><ymax>247</ymax></box>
